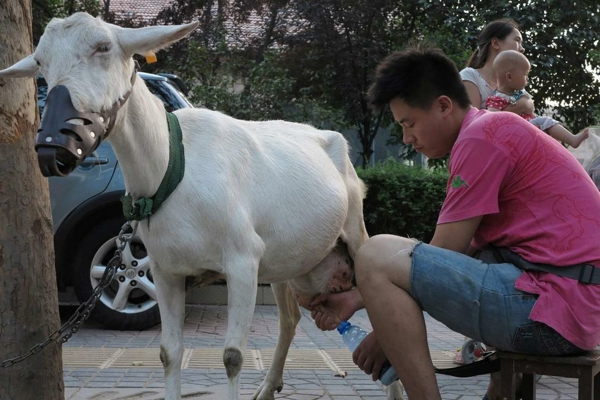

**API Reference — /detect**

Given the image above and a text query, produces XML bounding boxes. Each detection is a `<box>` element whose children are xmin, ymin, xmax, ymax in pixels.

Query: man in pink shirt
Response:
<box><xmin>309</xmin><ymin>44</ymin><xmax>600</xmax><ymax>399</ymax></box>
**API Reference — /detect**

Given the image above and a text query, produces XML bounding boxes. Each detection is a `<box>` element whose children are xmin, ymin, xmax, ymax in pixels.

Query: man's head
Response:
<box><xmin>367</xmin><ymin>44</ymin><xmax>471</xmax><ymax>159</ymax></box>
<box><xmin>493</xmin><ymin>49</ymin><xmax>530</xmax><ymax>91</ymax></box>
<box><xmin>368</xmin><ymin>44</ymin><xmax>471</xmax><ymax>110</ymax></box>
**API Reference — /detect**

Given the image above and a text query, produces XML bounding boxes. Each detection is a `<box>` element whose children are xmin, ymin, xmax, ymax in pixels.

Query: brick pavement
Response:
<box><xmin>62</xmin><ymin>305</ymin><xmax>581</xmax><ymax>399</ymax></box>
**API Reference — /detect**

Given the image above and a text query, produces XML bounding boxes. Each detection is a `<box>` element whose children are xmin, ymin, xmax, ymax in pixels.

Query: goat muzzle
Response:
<box><xmin>35</xmin><ymin>85</ymin><xmax>110</xmax><ymax>176</ymax></box>
<box><xmin>35</xmin><ymin>69</ymin><xmax>136</xmax><ymax>177</ymax></box>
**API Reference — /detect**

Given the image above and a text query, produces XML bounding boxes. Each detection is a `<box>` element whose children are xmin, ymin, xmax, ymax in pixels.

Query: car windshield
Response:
<box><xmin>145</xmin><ymin>79</ymin><xmax>193</xmax><ymax>112</ymax></box>
<box><xmin>37</xmin><ymin>74</ymin><xmax>192</xmax><ymax>117</ymax></box>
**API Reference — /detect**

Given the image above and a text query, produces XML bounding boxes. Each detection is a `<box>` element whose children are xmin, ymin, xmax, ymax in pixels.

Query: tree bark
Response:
<box><xmin>0</xmin><ymin>1</ymin><xmax>64</xmax><ymax>399</ymax></box>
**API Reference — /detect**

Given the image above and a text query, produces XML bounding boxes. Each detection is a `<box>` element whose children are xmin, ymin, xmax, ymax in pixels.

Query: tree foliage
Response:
<box><xmin>33</xmin><ymin>0</ymin><xmax>102</xmax><ymax>44</ymax></box>
<box><xmin>426</xmin><ymin>0</ymin><xmax>600</xmax><ymax>133</ymax></box>
<box><xmin>32</xmin><ymin>0</ymin><xmax>600</xmax><ymax>166</ymax></box>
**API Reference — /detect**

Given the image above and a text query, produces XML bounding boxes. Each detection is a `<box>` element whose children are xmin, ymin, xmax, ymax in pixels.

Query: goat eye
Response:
<box><xmin>97</xmin><ymin>45</ymin><xmax>110</xmax><ymax>53</ymax></box>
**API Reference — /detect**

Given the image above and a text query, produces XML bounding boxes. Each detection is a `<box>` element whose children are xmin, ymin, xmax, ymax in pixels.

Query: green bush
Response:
<box><xmin>357</xmin><ymin>160</ymin><xmax>449</xmax><ymax>243</ymax></box>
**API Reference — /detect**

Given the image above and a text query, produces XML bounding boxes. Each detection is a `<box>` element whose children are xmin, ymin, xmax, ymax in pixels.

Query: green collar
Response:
<box><xmin>121</xmin><ymin>112</ymin><xmax>185</xmax><ymax>222</ymax></box>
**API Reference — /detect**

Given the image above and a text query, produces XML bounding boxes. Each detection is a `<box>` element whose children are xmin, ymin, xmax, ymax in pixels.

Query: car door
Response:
<box><xmin>48</xmin><ymin>141</ymin><xmax>118</xmax><ymax>232</ymax></box>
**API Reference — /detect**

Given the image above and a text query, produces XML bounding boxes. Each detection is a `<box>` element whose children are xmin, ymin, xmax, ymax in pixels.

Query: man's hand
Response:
<box><xmin>309</xmin><ymin>288</ymin><xmax>363</xmax><ymax>331</ymax></box>
<box><xmin>352</xmin><ymin>331</ymin><xmax>389</xmax><ymax>381</ymax></box>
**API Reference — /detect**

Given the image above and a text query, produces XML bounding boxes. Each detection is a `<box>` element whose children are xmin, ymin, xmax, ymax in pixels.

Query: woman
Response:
<box><xmin>461</xmin><ymin>18</ymin><xmax>533</xmax><ymax>115</ymax></box>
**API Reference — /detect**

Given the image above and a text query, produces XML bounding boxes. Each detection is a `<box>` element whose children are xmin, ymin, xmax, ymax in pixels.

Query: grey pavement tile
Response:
<box><xmin>330</xmin><ymin>396</ymin><xmax>361</xmax><ymax>400</ymax></box>
<box><xmin>89</xmin><ymin>376</ymin><xmax>121</xmax><ymax>382</ymax></box>
<box><xmin>352</xmin><ymin>384</ymin><xmax>385</xmax><ymax>390</ymax></box>
<box><xmin>181</xmin><ymin>383</ymin><xmax>210</xmax><ymax>388</ymax></box>
<box><xmin>326</xmin><ymin>387</ymin><xmax>362</xmax><ymax>395</ymax></box>
<box><xmin>286</xmin><ymin>395</ymin><xmax>325</xmax><ymax>400</ymax></box>
<box><xmin>295</xmin><ymin>389</ymin><xmax>328</xmax><ymax>395</ymax></box>
<box><xmin>316</xmin><ymin>380</ymin><xmax>353</xmax><ymax>386</ymax></box>
<box><xmin>58</xmin><ymin>305</ymin><xmax>590</xmax><ymax>398</ymax></box>
<box><xmin>69</xmin><ymin>371</ymin><xmax>97</xmax><ymax>377</ymax></box>
<box><xmin>441</xmin><ymin>394</ymin><xmax>461</xmax><ymax>400</ymax></box>
<box><xmin>64</xmin><ymin>367</ymin><xmax>101</xmax><ymax>372</ymax></box>
<box><xmin>85</xmin><ymin>381</ymin><xmax>117</xmax><ymax>388</ymax></box>
<box><xmin>121</xmin><ymin>372</ymin><xmax>152</xmax><ymax>377</ymax></box>
<box><xmin>64</xmin><ymin>379</ymin><xmax>89</xmax><ymax>387</ymax></box>
<box><xmin>119</xmin><ymin>377</ymin><xmax>150</xmax><ymax>382</ymax></box>
<box><xmin>116</xmin><ymin>381</ymin><xmax>146</xmax><ymax>388</ymax></box>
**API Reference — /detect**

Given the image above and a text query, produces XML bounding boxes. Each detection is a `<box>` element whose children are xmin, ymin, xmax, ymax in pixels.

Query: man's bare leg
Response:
<box><xmin>355</xmin><ymin>234</ymin><xmax>441</xmax><ymax>399</ymax></box>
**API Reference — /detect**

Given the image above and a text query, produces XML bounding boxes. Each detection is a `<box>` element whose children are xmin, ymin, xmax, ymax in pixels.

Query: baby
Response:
<box><xmin>486</xmin><ymin>50</ymin><xmax>589</xmax><ymax>148</ymax></box>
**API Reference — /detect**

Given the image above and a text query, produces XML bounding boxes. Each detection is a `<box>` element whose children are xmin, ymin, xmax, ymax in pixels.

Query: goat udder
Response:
<box><xmin>290</xmin><ymin>243</ymin><xmax>354</xmax><ymax>309</ymax></box>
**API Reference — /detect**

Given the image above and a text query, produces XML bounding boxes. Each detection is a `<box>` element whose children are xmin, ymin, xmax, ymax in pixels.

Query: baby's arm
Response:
<box><xmin>503</xmin><ymin>95</ymin><xmax>534</xmax><ymax>115</ymax></box>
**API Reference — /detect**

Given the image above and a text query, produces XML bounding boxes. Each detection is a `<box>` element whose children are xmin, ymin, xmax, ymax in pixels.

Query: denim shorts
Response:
<box><xmin>409</xmin><ymin>242</ymin><xmax>583</xmax><ymax>356</ymax></box>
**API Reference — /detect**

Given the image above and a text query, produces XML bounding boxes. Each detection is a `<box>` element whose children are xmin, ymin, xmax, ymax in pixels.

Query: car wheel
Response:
<box><xmin>72</xmin><ymin>216</ymin><xmax>161</xmax><ymax>330</ymax></box>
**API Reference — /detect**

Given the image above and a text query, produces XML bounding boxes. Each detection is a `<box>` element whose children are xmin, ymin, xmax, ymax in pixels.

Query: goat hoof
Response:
<box><xmin>253</xmin><ymin>380</ymin><xmax>282</xmax><ymax>400</ymax></box>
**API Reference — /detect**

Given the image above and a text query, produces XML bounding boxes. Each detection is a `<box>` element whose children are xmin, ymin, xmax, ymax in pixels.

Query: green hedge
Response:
<box><xmin>357</xmin><ymin>160</ymin><xmax>449</xmax><ymax>243</ymax></box>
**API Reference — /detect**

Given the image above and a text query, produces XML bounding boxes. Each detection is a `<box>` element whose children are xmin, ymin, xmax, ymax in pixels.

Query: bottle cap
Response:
<box><xmin>337</xmin><ymin>321</ymin><xmax>351</xmax><ymax>334</ymax></box>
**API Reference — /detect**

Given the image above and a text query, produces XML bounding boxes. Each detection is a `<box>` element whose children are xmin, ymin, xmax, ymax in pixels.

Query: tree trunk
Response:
<box><xmin>0</xmin><ymin>1</ymin><xmax>64</xmax><ymax>399</ymax></box>
<box><xmin>103</xmin><ymin>0</ymin><xmax>111</xmax><ymax>20</ymax></box>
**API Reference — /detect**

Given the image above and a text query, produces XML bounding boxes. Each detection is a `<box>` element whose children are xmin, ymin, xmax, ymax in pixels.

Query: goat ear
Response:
<box><xmin>0</xmin><ymin>55</ymin><xmax>39</xmax><ymax>79</ymax></box>
<box><xmin>117</xmin><ymin>22</ymin><xmax>199</xmax><ymax>59</ymax></box>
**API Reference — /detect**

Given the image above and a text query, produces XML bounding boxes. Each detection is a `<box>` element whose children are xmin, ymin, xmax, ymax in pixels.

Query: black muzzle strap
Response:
<box><xmin>103</xmin><ymin>69</ymin><xmax>137</xmax><ymax>140</ymax></box>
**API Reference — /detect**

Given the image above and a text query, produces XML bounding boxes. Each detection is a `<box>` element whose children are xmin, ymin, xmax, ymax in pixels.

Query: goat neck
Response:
<box><xmin>108</xmin><ymin>73</ymin><xmax>171</xmax><ymax>201</ymax></box>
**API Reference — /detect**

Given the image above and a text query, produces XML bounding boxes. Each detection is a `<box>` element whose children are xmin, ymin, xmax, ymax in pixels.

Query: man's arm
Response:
<box><xmin>430</xmin><ymin>215</ymin><xmax>483</xmax><ymax>254</ymax></box>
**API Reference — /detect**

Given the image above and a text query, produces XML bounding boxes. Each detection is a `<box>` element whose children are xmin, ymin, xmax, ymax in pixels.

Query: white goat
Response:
<box><xmin>0</xmin><ymin>13</ymin><xmax>404</xmax><ymax>400</ymax></box>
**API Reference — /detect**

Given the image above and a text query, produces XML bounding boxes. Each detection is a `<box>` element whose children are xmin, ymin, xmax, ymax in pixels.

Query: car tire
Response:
<box><xmin>72</xmin><ymin>216</ymin><xmax>161</xmax><ymax>330</ymax></box>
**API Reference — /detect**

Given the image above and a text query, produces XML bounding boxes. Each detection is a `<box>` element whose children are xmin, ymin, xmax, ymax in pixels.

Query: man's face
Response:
<box><xmin>389</xmin><ymin>97</ymin><xmax>457</xmax><ymax>159</ymax></box>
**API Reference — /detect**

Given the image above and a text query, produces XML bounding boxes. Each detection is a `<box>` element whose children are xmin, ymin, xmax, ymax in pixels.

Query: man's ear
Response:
<box><xmin>438</xmin><ymin>95</ymin><xmax>453</xmax><ymax>116</ymax></box>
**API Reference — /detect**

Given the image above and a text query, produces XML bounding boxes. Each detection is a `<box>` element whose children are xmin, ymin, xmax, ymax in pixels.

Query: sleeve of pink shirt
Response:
<box><xmin>438</xmin><ymin>138</ymin><xmax>514</xmax><ymax>224</ymax></box>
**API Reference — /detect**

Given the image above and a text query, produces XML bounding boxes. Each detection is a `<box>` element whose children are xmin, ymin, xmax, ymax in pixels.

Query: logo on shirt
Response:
<box><xmin>451</xmin><ymin>175</ymin><xmax>470</xmax><ymax>189</ymax></box>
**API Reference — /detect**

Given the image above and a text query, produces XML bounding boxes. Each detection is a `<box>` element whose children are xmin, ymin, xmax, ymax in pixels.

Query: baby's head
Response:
<box><xmin>493</xmin><ymin>50</ymin><xmax>530</xmax><ymax>91</ymax></box>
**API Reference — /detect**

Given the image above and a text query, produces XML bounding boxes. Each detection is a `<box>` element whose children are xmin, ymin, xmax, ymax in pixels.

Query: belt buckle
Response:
<box><xmin>579</xmin><ymin>264</ymin><xmax>596</xmax><ymax>285</ymax></box>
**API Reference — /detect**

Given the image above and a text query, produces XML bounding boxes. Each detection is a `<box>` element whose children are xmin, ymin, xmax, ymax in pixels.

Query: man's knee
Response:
<box><xmin>355</xmin><ymin>234</ymin><xmax>415</xmax><ymax>287</ymax></box>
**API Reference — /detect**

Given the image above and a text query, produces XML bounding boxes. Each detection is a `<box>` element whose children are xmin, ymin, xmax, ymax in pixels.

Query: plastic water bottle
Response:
<box><xmin>337</xmin><ymin>321</ymin><xmax>399</xmax><ymax>385</ymax></box>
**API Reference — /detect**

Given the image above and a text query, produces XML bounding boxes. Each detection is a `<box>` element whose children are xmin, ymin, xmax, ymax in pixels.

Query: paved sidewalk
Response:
<box><xmin>62</xmin><ymin>305</ymin><xmax>581</xmax><ymax>399</ymax></box>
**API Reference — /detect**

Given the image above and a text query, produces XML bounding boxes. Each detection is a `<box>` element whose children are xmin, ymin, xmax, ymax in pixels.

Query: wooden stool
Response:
<box><xmin>496</xmin><ymin>350</ymin><xmax>600</xmax><ymax>400</ymax></box>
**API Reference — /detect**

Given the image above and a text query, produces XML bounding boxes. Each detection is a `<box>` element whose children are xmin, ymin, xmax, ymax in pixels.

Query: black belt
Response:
<box><xmin>477</xmin><ymin>246</ymin><xmax>600</xmax><ymax>285</ymax></box>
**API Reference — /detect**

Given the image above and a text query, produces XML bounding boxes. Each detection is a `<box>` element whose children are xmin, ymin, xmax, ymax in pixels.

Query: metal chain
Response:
<box><xmin>1</xmin><ymin>221</ymin><xmax>137</xmax><ymax>368</ymax></box>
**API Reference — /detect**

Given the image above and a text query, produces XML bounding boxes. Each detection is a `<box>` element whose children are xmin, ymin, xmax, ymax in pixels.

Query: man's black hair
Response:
<box><xmin>368</xmin><ymin>43</ymin><xmax>471</xmax><ymax>110</ymax></box>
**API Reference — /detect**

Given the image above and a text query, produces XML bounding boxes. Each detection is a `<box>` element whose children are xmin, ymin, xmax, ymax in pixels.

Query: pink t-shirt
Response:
<box><xmin>439</xmin><ymin>108</ymin><xmax>600</xmax><ymax>350</ymax></box>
